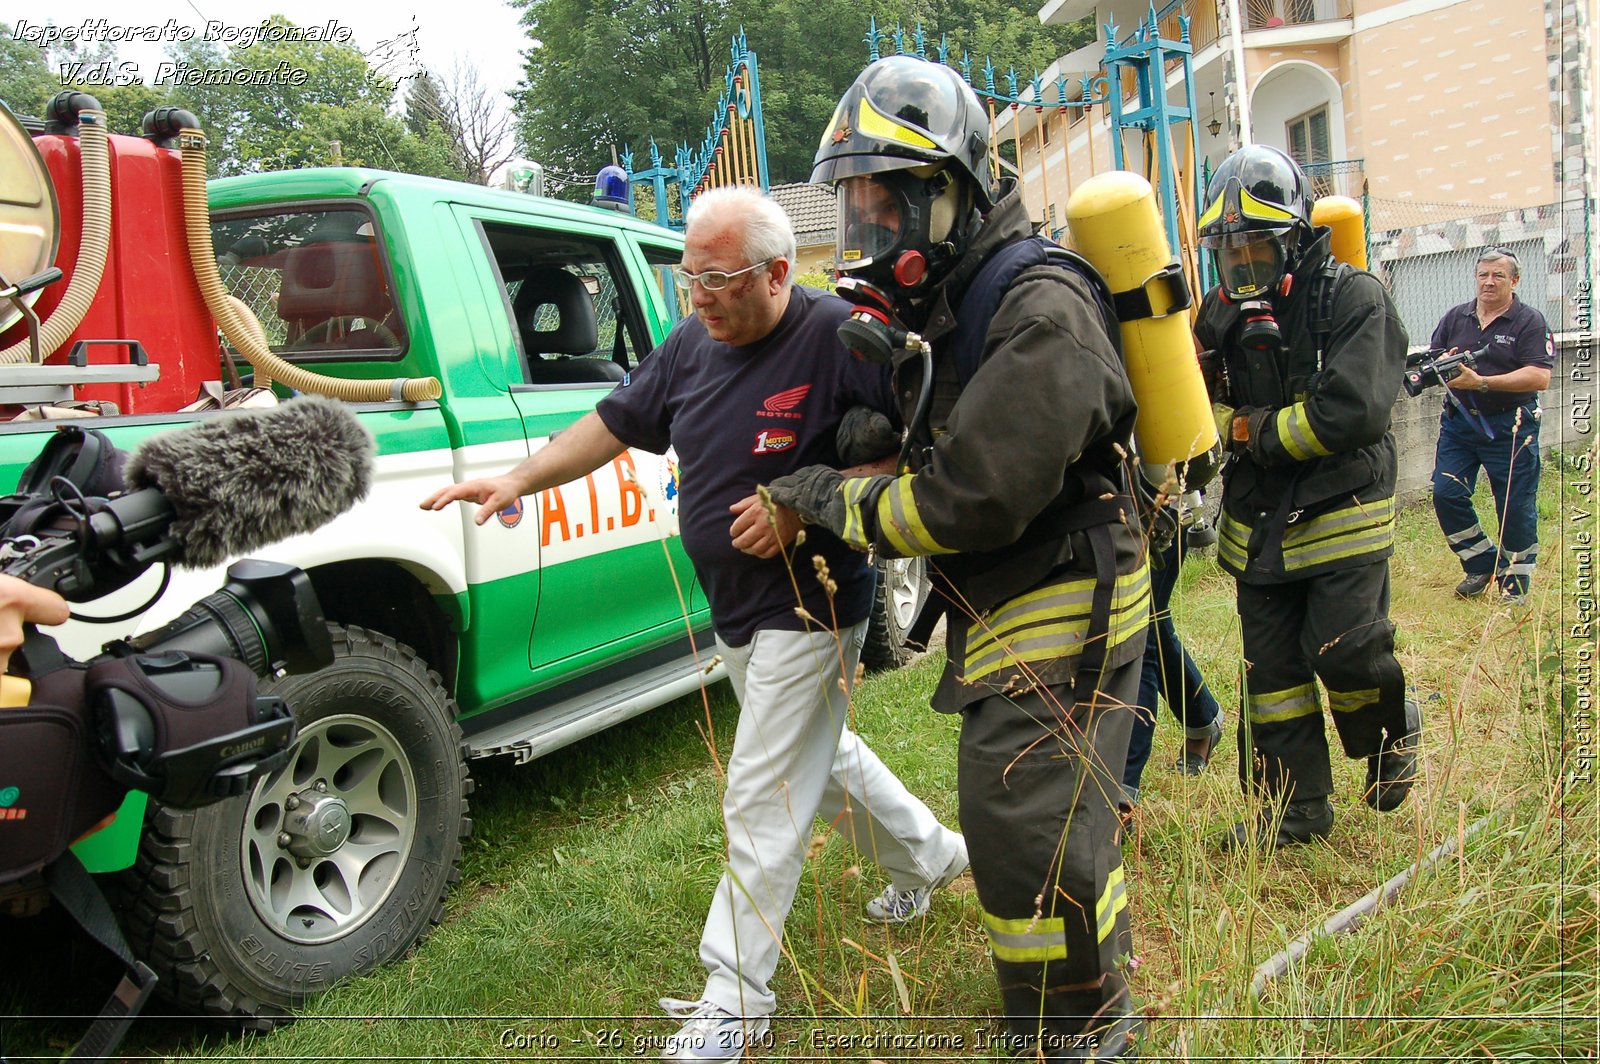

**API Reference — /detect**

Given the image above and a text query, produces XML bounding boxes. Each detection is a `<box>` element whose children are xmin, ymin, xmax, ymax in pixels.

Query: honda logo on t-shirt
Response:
<box><xmin>752</xmin><ymin>429</ymin><xmax>796</xmax><ymax>454</ymax></box>
<box><xmin>758</xmin><ymin>384</ymin><xmax>810</xmax><ymax>419</ymax></box>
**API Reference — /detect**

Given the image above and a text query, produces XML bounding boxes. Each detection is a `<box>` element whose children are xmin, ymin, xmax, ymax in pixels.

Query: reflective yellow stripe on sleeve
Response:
<box><xmin>1274</xmin><ymin>403</ymin><xmax>1332</xmax><ymax>461</ymax></box>
<box><xmin>982</xmin><ymin>909</ymin><xmax>1068</xmax><ymax>964</ymax></box>
<box><xmin>839</xmin><ymin>476</ymin><xmax>877</xmax><ymax>550</ymax></box>
<box><xmin>873</xmin><ymin>476</ymin><xmax>954</xmax><ymax>557</ymax></box>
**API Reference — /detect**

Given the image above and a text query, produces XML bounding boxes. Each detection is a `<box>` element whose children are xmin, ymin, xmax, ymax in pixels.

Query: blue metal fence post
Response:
<box><xmin>1101</xmin><ymin>3</ymin><xmax>1200</xmax><ymax>262</ymax></box>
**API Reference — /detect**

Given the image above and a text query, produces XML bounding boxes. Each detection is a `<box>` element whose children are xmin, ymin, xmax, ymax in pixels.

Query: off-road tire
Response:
<box><xmin>117</xmin><ymin>624</ymin><xmax>472</xmax><ymax>1028</ymax></box>
<box><xmin>862</xmin><ymin>555</ymin><xmax>929</xmax><ymax>671</ymax></box>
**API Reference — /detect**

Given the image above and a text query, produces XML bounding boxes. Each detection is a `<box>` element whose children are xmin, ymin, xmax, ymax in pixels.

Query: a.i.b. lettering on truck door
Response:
<box><xmin>539</xmin><ymin>451</ymin><xmax>670</xmax><ymax>548</ymax></box>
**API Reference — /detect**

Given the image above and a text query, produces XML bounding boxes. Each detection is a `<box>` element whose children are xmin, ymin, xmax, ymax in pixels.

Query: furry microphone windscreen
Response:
<box><xmin>124</xmin><ymin>397</ymin><xmax>375</xmax><ymax>569</ymax></box>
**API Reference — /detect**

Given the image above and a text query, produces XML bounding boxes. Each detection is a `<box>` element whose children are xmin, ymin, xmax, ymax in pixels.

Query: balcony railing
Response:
<box><xmin>1245</xmin><ymin>0</ymin><xmax>1353</xmax><ymax>30</ymax></box>
<box><xmin>1303</xmin><ymin>158</ymin><xmax>1365</xmax><ymax>200</ymax></box>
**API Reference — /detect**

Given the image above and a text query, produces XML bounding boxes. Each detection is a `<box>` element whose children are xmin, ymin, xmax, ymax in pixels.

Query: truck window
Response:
<box><xmin>210</xmin><ymin>207</ymin><xmax>407</xmax><ymax>360</ymax></box>
<box><xmin>639</xmin><ymin>243</ymin><xmax>690</xmax><ymax>328</ymax></box>
<box><xmin>481</xmin><ymin>223</ymin><xmax>649</xmax><ymax>385</ymax></box>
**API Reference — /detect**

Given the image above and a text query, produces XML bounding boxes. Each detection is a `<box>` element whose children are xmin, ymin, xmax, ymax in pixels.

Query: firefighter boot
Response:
<box><xmin>1364</xmin><ymin>698</ymin><xmax>1421</xmax><ymax>812</ymax></box>
<box><xmin>1223</xmin><ymin>797</ymin><xmax>1334</xmax><ymax>851</ymax></box>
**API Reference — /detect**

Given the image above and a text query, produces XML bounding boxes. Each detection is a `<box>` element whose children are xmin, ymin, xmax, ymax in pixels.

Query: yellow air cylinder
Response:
<box><xmin>1312</xmin><ymin>194</ymin><xmax>1367</xmax><ymax>269</ymax></box>
<box><xmin>1065</xmin><ymin>171</ymin><xmax>1218</xmax><ymax>466</ymax></box>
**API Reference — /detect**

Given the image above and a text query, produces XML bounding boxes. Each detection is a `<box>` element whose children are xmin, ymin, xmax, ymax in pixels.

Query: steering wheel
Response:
<box><xmin>292</xmin><ymin>315</ymin><xmax>401</xmax><ymax>349</ymax></box>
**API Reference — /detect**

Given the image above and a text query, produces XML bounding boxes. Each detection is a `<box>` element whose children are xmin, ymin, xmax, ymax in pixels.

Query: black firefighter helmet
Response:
<box><xmin>811</xmin><ymin>56</ymin><xmax>994</xmax><ymax>293</ymax></box>
<box><xmin>1197</xmin><ymin>144</ymin><xmax>1314</xmax><ymax>301</ymax></box>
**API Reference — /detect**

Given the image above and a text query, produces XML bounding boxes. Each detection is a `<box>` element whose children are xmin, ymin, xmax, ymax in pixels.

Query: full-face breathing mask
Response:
<box><xmin>1215</xmin><ymin>232</ymin><xmax>1293</xmax><ymax>353</ymax></box>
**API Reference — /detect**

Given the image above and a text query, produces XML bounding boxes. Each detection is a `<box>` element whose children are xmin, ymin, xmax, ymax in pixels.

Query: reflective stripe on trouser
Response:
<box><xmin>699</xmin><ymin>622</ymin><xmax>963</xmax><ymax>1018</ymax></box>
<box><xmin>958</xmin><ymin>654</ymin><xmax>1142</xmax><ymax>1059</ymax></box>
<box><xmin>1234</xmin><ymin>560</ymin><xmax>1408</xmax><ymax>803</ymax></box>
<box><xmin>1431</xmin><ymin>403</ymin><xmax>1542</xmax><ymax>591</ymax></box>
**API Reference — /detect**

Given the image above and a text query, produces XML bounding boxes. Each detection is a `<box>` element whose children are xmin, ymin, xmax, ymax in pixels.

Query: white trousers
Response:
<box><xmin>697</xmin><ymin>620</ymin><xmax>962</xmax><ymax>1018</ymax></box>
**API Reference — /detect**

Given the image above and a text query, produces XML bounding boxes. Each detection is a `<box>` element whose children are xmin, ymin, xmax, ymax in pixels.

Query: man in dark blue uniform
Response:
<box><xmin>1429</xmin><ymin>248</ymin><xmax>1554</xmax><ymax>604</ymax></box>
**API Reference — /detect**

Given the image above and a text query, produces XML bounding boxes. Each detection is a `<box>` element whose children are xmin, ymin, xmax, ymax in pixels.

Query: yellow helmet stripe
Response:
<box><xmin>1199</xmin><ymin>184</ymin><xmax>1299</xmax><ymax>231</ymax></box>
<box><xmin>856</xmin><ymin>99</ymin><xmax>937</xmax><ymax>150</ymax></box>
<box><xmin>1239</xmin><ymin>186</ymin><xmax>1298</xmax><ymax>223</ymax></box>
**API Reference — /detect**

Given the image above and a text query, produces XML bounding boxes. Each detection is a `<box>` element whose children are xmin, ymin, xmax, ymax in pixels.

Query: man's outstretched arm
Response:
<box><xmin>420</xmin><ymin>411</ymin><xmax>628</xmax><ymax>525</ymax></box>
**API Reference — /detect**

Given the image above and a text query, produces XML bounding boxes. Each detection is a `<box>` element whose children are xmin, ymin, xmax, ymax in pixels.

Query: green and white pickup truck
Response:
<box><xmin>0</xmin><ymin>167</ymin><xmax>920</xmax><ymax>1025</ymax></box>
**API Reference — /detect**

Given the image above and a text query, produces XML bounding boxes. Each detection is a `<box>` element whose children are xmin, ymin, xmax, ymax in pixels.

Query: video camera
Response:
<box><xmin>0</xmin><ymin>424</ymin><xmax>333</xmax><ymax>887</ymax></box>
<box><xmin>1402</xmin><ymin>344</ymin><xmax>1489</xmax><ymax>398</ymax></box>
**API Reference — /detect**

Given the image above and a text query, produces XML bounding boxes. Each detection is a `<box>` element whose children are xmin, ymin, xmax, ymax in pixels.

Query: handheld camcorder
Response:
<box><xmin>1402</xmin><ymin>344</ymin><xmax>1489</xmax><ymax>398</ymax></box>
<box><xmin>0</xmin><ymin>406</ymin><xmax>370</xmax><ymax>887</ymax></box>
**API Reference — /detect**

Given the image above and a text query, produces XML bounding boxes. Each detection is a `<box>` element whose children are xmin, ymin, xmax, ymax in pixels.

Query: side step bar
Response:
<box><xmin>463</xmin><ymin>649</ymin><xmax>727</xmax><ymax>764</ymax></box>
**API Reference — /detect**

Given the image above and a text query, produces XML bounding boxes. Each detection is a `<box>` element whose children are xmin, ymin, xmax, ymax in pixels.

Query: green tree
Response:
<box><xmin>404</xmin><ymin>71</ymin><xmax>449</xmax><ymax>138</ymax></box>
<box><xmin>2</xmin><ymin>24</ymin><xmax>180</xmax><ymax>138</ymax></box>
<box><xmin>511</xmin><ymin>0</ymin><xmax>1094</xmax><ymax>187</ymax></box>
<box><xmin>0</xmin><ymin>23</ymin><xmax>58</xmax><ymax>116</ymax></box>
<box><xmin>155</xmin><ymin>17</ymin><xmax>457</xmax><ymax>178</ymax></box>
<box><xmin>161</xmin><ymin>38</ymin><xmax>247</xmax><ymax>174</ymax></box>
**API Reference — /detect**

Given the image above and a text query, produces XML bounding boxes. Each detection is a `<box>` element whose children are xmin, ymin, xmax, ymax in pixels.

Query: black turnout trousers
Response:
<box><xmin>957</xmin><ymin>653</ymin><xmax>1142</xmax><ymax>1060</ymax></box>
<box><xmin>1233</xmin><ymin>560</ymin><xmax>1408</xmax><ymax>802</ymax></box>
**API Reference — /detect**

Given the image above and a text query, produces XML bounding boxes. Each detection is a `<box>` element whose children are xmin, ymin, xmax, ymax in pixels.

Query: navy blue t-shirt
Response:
<box><xmin>596</xmin><ymin>286</ymin><xmax>895</xmax><ymax>646</ymax></box>
<box><xmin>1429</xmin><ymin>297</ymin><xmax>1554</xmax><ymax>414</ymax></box>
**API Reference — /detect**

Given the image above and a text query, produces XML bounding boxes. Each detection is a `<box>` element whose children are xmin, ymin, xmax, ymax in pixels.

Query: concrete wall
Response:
<box><xmin>1391</xmin><ymin>337</ymin><xmax>1595</xmax><ymax>503</ymax></box>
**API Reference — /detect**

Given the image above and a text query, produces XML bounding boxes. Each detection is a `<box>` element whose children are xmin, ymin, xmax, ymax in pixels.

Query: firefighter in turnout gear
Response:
<box><xmin>1194</xmin><ymin>144</ymin><xmax>1420</xmax><ymax>848</ymax></box>
<box><xmin>767</xmin><ymin>55</ymin><xmax>1149</xmax><ymax>1060</ymax></box>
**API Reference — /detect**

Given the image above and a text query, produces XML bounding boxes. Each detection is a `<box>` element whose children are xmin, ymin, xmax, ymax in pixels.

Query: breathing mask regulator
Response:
<box><xmin>835</xmin><ymin>277</ymin><xmax>916</xmax><ymax>364</ymax></box>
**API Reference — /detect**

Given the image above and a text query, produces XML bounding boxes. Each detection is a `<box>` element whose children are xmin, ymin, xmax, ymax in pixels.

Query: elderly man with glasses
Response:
<box><xmin>422</xmin><ymin>185</ymin><xmax>964</xmax><ymax>1062</ymax></box>
<box><xmin>1429</xmin><ymin>247</ymin><xmax>1555</xmax><ymax>605</ymax></box>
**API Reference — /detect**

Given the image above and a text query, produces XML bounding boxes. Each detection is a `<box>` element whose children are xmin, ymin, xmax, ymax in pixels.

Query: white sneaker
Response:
<box><xmin>863</xmin><ymin>835</ymin><xmax>968</xmax><ymax>924</ymax></box>
<box><xmin>658</xmin><ymin>998</ymin><xmax>770</xmax><ymax>1061</ymax></box>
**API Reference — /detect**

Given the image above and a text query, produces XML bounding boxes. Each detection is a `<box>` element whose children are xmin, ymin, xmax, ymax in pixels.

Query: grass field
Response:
<box><xmin>3</xmin><ymin>456</ymin><xmax>1594</xmax><ymax>1061</ymax></box>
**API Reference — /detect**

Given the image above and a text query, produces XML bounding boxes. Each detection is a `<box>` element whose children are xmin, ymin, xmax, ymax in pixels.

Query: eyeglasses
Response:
<box><xmin>672</xmin><ymin>259</ymin><xmax>771</xmax><ymax>291</ymax></box>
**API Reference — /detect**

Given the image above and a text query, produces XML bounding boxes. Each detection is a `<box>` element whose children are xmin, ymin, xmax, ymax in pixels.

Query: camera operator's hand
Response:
<box><xmin>0</xmin><ymin>574</ymin><xmax>70</xmax><ymax>674</ymax></box>
<box><xmin>1446</xmin><ymin>360</ymin><xmax>1487</xmax><ymax>392</ymax></box>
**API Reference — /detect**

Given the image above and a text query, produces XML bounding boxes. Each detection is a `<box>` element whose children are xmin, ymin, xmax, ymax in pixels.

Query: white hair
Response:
<box><xmin>685</xmin><ymin>186</ymin><xmax>797</xmax><ymax>282</ymax></box>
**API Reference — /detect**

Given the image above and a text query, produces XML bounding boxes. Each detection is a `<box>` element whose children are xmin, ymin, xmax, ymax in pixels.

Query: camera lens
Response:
<box><xmin>118</xmin><ymin>561</ymin><xmax>332</xmax><ymax>677</ymax></box>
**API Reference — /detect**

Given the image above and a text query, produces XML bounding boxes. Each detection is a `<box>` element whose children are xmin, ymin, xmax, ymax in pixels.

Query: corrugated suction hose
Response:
<box><xmin>178</xmin><ymin>128</ymin><xmax>441</xmax><ymax>403</ymax></box>
<box><xmin>0</xmin><ymin>107</ymin><xmax>110</xmax><ymax>364</ymax></box>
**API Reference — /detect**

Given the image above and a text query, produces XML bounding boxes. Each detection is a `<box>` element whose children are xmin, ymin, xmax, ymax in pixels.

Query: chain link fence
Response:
<box><xmin>221</xmin><ymin>265</ymin><xmax>289</xmax><ymax>348</ymax></box>
<box><xmin>1368</xmin><ymin>196</ymin><xmax>1590</xmax><ymax>343</ymax></box>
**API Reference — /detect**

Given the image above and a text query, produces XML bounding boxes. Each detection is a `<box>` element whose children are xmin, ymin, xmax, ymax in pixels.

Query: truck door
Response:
<box><xmin>458</xmin><ymin>210</ymin><xmax>696</xmax><ymax>671</ymax></box>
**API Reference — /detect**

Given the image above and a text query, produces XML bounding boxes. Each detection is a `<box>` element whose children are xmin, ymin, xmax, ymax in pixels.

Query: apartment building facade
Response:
<box><xmin>1007</xmin><ymin>0</ymin><xmax>1594</xmax><ymax>337</ymax></box>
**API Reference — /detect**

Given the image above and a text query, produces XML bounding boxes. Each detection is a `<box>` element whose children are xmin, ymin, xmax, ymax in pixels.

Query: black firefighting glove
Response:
<box><xmin>836</xmin><ymin>406</ymin><xmax>900</xmax><ymax>466</ymax></box>
<box><xmin>1149</xmin><ymin>504</ymin><xmax>1179</xmax><ymax>568</ymax></box>
<box><xmin>1135</xmin><ymin>466</ymin><xmax>1178</xmax><ymax>567</ymax></box>
<box><xmin>1228</xmin><ymin>406</ymin><xmax>1274</xmax><ymax>456</ymax></box>
<box><xmin>765</xmin><ymin>464</ymin><xmax>849</xmax><ymax>538</ymax></box>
